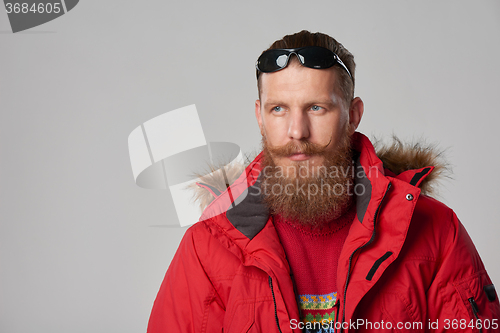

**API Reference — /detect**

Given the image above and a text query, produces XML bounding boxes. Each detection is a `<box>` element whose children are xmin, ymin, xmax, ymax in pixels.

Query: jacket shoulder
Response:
<box><xmin>405</xmin><ymin>194</ymin><xmax>459</xmax><ymax>256</ymax></box>
<box><xmin>411</xmin><ymin>194</ymin><xmax>457</xmax><ymax>231</ymax></box>
<box><xmin>395</xmin><ymin>194</ymin><xmax>468</xmax><ymax>276</ymax></box>
<box><xmin>184</xmin><ymin>218</ymin><xmax>243</xmax><ymax>279</ymax></box>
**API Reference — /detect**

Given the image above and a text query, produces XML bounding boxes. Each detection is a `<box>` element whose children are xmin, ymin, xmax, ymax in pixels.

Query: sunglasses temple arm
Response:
<box><xmin>336</xmin><ymin>57</ymin><xmax>353</xmax><ymax>81</ymax></box>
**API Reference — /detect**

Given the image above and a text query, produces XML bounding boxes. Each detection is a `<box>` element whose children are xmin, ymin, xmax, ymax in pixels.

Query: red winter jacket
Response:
<box><xmin>148</xmin><ymin>132</ymin><xmax>500</xmax><ymax>332</ymax></box>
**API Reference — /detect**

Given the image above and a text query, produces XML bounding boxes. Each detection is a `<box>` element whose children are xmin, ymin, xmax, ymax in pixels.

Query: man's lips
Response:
<box><xmin>288</xmin><ymin>153</ymin><xmax>311</xmax><ymax>161</ymax></box>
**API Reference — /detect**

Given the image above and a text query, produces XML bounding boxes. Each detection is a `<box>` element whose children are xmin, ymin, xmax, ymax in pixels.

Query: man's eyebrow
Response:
<box><xmin>263</xmin><ymin>99</ymin><xmax>339</xmax><ymax>109</ymax></box>
<box><xmin>308</xmin><ymin>99</ymin><xmax>339</xmax><ymax>107</ymax></box>
<box><xmin>263</xmin><ymin>100</ymin><xmax>284</xmax><ymax>108</ymax></box>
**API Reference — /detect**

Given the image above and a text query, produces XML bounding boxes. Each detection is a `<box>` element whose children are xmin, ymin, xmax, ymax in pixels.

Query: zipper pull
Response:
<box><xmin>468</xmin><ymin>297</ymin><xmax>479</xmax><ymax>315</ymax></box>
<box><xmin>468</xmin><ymin>298</ymin><xmax>483</xmax><ymax>333</ymax></box>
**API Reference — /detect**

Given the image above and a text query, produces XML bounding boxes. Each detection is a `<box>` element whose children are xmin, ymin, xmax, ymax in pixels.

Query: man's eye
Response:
<box><xmin>311</xmin><ymin>105</ymin><xmax>322</xmax><ymax>111</ymax></box>
<box><xmin>273</xmin><ymin>106</ymin><xmax>284</xmax><ymax>112</ymax></box>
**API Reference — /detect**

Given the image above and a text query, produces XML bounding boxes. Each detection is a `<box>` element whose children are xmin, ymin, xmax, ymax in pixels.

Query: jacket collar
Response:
<box><xmin>200</xmin><ymin>132</ymin><xmax>434</xmax><ymax>248</ymax></box>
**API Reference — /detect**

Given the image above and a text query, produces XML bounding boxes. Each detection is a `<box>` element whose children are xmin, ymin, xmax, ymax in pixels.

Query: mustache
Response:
<box><xmin>264</xmin><ymin>137</ymin><xmax>333</xmax><ymax>157</ymax></box>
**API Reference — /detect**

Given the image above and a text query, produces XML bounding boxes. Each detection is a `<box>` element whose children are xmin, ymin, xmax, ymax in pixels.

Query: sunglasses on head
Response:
<box><xmin>256</xmin><ymin>46</ymin><xmax>352</xmax><ymax>80</ymax></box>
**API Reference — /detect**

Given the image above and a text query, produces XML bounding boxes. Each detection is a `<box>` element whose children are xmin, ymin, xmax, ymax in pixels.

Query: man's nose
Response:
<box><xmin>287</xmin><ymin>110</ymin><xmax>310</xmax><ymax>140</ymax></box>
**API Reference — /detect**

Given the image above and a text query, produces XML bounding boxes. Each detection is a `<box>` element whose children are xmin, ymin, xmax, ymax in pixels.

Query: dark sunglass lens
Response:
<box><xmin>257</xmin><ymin>49</ymin><xmax>290</xmax><ymax>72</ymax></box>
<box><xmin>299</xmin><ymin>46</ymin><xmax>336</xmax><ymax>69</ymax></box>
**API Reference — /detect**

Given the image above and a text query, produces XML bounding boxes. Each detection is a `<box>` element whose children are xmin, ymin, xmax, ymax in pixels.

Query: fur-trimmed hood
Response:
<box><xmin>191</xmin><ymin>135</ymin><xmax>449</xmax><ymax>212</ymax></box>
<box><xmin>373</xmin><ymin>136</ymin><xmax>449</xmax><ymax>197</ymax></box>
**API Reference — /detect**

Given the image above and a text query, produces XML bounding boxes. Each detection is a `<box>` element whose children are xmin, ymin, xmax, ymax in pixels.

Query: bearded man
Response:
<box><xmin>148</xmin><ymin>31</ymin><xmax>500</xmax><ymax>333</ymax></box>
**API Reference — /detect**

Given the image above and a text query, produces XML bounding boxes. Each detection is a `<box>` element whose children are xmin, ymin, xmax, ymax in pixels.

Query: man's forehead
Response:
<box><xmin>259</xmin><ymin>64</ymin><xmax>343</xmax><ymax>105</ymax></box>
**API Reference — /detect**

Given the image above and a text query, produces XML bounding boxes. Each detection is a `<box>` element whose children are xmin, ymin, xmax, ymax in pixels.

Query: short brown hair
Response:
<box><xmin>257</xmin><ymin>30</ymin><xmax>355</xmax><ymax>105</ymax></box>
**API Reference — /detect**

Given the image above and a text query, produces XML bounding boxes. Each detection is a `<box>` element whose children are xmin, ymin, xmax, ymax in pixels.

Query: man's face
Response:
<box><xmin>255</xmin><ymin>60</ymin><xmax>360</xmax><ymax>172</ymax></box>
<box><xmin>254</xmin><ymin>59</ymin><xmax>364</xmax><ymax>224</ymax></box>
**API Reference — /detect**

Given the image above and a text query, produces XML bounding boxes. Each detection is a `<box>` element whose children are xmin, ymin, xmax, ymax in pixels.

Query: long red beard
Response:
<box><xmin>260</xmin><ymin>130</ymin><xmax>354</xmax><ymax>227</ymax></box>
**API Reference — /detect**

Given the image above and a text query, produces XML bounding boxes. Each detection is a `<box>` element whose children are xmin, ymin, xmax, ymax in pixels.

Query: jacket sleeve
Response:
<box><xmin>426</xmin><ymin>211</ymin><xmax>500</xmax><ymax>332</ymax></box>
<box><xmin>147</xmin><ymin>225</ymin><xmax>225</xmax><ymax>333</ymax></box>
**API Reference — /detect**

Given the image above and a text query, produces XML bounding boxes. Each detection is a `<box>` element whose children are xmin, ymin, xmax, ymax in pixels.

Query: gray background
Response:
<box><xmin>1</xmin><ymin>0</ymin><xmax>499</xmax><ymax>332</ymax></box>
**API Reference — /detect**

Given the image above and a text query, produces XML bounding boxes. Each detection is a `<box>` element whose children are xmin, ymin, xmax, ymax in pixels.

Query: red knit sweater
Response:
<box><xmin>273</xmin><ymin>204</ymin><xmax>356</xmax><ymax>330</ymax></box>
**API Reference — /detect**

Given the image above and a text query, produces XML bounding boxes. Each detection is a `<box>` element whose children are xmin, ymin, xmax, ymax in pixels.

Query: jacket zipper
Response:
<box><xmin>468</xmin><ymin>297</ymin><xmax>483</xmax><ymax>333</ymax></box>
<box><xmin>340</xmin><ymin>182</ymin><xmax>391</xmax><ymax>333</ymax></box>
<box><xmin>269</xmin><ymin>276</ymin><xmax>284</xmax><ymax>333</ymax></box>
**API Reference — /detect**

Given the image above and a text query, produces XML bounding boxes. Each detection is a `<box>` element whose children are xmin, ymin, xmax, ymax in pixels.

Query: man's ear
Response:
<box><xmin>348</xmin><ymin>97</ymin><xmax>364</xmax><ymax>135</ymax></box>
<box><xmin>255</xmin><ymin>99</ymin><xmax>264</xmax><ymax>136</ymax></box>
